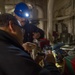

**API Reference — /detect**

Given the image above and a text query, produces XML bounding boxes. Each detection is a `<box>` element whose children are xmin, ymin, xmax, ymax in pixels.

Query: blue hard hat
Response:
<box><xmin>14</xmin><ymin>2</ymin><xmax>30</xmax><ymax>18</ymax></box>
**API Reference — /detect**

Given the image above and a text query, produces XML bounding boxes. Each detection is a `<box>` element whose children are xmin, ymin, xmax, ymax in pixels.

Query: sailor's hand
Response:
<box><xmin>22</xmin><ymin>42</ymin><xmax>36</xmax><ymax>53</ymax></box>
<box><xmin>44</xmin><ymin>51</ymin><xmax>55</xmax><ymax>64</ymax></box>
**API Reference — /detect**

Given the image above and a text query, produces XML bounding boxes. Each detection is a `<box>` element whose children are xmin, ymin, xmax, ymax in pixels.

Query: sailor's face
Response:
<box><xmin>15</xmin><ymin>15</ymin><xmax>26</xmax><ymax>26</ymax></box>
